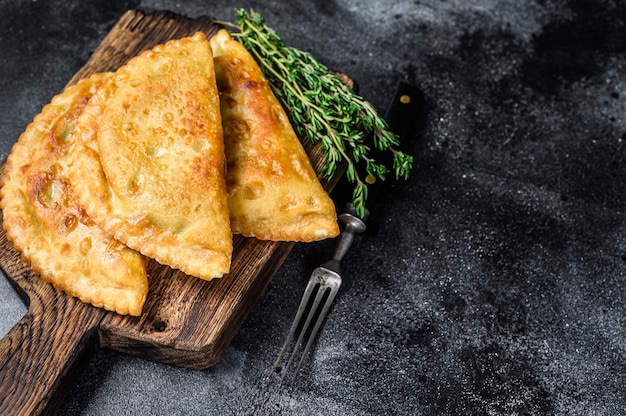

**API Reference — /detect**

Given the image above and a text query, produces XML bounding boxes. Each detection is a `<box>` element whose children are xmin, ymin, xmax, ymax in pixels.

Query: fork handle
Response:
<box><xmin>331</xmin><ymin>205</ymin><xmax>368</xmax><ymax>263</ymax></box>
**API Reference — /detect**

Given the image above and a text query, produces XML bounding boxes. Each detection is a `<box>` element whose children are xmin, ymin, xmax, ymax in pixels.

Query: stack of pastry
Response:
<box><xmin>0</xmin><ymin>30</ymin><xmax>339</xmax><ymax>316</ymax></box>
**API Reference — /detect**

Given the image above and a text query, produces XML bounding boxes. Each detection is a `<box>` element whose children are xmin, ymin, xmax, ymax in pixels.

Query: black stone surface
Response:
<box><xmin>1</xmin><ymin>0</ymin><xmax>625</xmax><ymax>414</ymax></box>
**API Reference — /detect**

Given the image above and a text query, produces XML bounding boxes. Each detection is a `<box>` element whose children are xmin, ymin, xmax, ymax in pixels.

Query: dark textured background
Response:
<box><xmin>1</xmin><ymin>0</ymin><xmax>625</xmax><ymax>414</ymax></box>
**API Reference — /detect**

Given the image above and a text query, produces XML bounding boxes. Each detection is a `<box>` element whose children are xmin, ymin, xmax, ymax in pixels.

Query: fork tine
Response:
<box><xmin>271</xmin><ymin>268</ymin><xmax>342</xmax><ymax>383</ymax></box>
<box><xmin>269</xmin><ymin>278</ymin><xmax>319</xmax><ymax>376</ymax></box>
<box><xmin>281</xmin><ymin>281</ymin><xmax>326</xmax><ymax>380</ymax></box>
<box><xmin>290</xmin><ymin>282</ymin><xmax>340</xmax><ymax>381</ymax></box>
<box><xmin>283</xmin><ymin>277</ymin><xmax>338</xmax><ymax>382</ymax></box>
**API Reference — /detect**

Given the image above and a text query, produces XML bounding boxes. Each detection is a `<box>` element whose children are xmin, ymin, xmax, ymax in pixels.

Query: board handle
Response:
<box><xmin>0</xmin><ymin>282</ymin><xmax>103</xmax><ymax>415</ymax></box>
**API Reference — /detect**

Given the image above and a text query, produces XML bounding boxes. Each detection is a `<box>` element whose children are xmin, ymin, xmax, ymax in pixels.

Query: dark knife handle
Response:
<box><xmin>369</xmin><ymin>81</ymin><xmax>424</xmax><ymax>202</ymax></box>
<box><xmin>330</xmin><ymin>81</ymin><xmax>425</xmax><ymax>210</ymax></box>
<box><xmin>383</xmin><ymin>82</ymin><xmax>425</xmax><ymax>151</ymax></box>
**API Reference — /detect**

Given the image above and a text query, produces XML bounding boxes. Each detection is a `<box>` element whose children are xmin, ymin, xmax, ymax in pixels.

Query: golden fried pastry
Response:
<box><xmin>210</xmin><ymin>29</ymin><xmax>339</xmax><ymax>242</ymax></box>
<box><xmin>0</xmin><ymin>73</ymin><xmax>148</xmax><ymax>316</ymax></box>
<box><xmin>67</xmin><ymin>32</ymin><xmax>232</xmax><ymax>280</ymax></box>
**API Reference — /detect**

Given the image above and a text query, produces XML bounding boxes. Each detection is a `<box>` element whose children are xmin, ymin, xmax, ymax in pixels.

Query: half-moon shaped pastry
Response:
<box><xmin>210</xmin><ymin>29</ymin><xmax>339</xmax><ymax>242</ymax></box>
<box><xmin>0</xmin><ymin>73</ymin><xmax>148</xmax><ymax>316</ymax></box>
<box><xmin>66</xmin><ymin>32</ymin><xmax>232</xmax><ymax>280</ymax></box>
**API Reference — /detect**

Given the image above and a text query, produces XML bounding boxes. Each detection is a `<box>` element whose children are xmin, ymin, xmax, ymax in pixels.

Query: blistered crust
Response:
<box><xmin>67</xmin><ymin>32</ymin><xmax>232</xmax><ymax>280</ymax></box>
<box><xmin>0</xmin><ymin>73</ymin><xmax>148</xmax><ymax>316</ymax></box>
<box><xmin>210</xmin><ymin>29</ymin><xmax>339</xmax><ymax>242</ymax></box>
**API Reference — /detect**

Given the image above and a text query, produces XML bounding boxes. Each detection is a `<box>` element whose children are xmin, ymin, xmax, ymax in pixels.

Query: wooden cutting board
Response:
<box><xmin>0</xmin><ymin>10</ymin><xmax>345</xmax><ymax>415</ymax></box>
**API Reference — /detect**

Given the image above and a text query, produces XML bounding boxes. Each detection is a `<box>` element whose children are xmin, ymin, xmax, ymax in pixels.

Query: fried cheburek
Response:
<box><xmin>210</xmin><ymin>29</ymin><xmax>339</xmax><ymax>242</ymax></box>
<box><xmin>1</xmin><ymin>28</ymin><xmax>341</xmax><ymax>316</ymax></box>
<box><xmin>0</xmin><ymin>73</ymin><xmax>148</xmax><ymax>316</ymax></box>
<box><xmin>66</xmin><ymin>32</ymin><xmax>232</xmax><ymax>281</ymax></box>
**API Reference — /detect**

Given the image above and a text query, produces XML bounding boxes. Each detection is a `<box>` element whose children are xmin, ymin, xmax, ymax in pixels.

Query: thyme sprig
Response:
<box><xmin>232</xmin><ymin>9</ymin><xmax>413</xmax><ymax>218</ymax></box>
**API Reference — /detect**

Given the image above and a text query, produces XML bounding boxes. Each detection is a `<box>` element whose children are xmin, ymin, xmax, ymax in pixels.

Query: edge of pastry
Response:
<box><xmin>0</xmin><ymin>73</ymin><xmax>148</xmax><ymax>316</ymax></box>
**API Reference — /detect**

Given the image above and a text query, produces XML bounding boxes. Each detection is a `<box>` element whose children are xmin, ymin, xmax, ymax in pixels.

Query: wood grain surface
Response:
<box><xmin>0</xmin><ymin>10</ymin><xmax>343</xmax><ymax>415</ymax></box>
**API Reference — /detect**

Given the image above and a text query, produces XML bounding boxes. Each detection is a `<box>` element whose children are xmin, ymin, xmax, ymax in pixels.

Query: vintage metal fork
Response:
<box><xmin>270</xmin><ymin>204</ymin><xmax>367</xmax><ymax>382</ymax></box>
